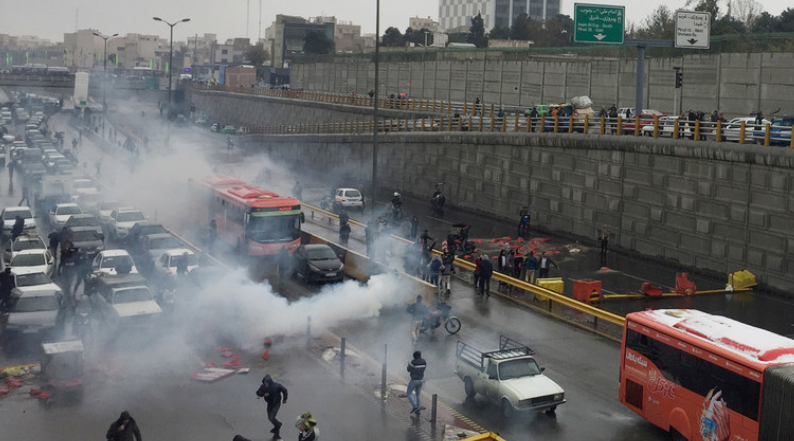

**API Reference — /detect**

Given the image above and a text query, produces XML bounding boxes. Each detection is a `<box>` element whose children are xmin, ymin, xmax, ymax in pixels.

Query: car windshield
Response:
<box><xmin>13</xmin><ymin>295</ymin><xmax>59</xmax><ymax>312</ymax></box>
<box><xmin>101</xmin><ymin>255</ymin><xmax>134</xmax><ymax>269</ymax></box>
<box><xmin>73</xmin><ymin>181</ymin><xmax>95</xmax><ymax>189</ymax></box>
<box><xmin>135</xmin><ymin>224</ymin><xmax>166</xmax><ymax>235</ymax></box>
<box><xmin>168</xmin><ymin>253</ymin><xmax>197</xmax><ymax>267</ymax></box>
<box><xmin>14</xmin><ymin>239</ymin><xmax>45</xmax><ymax>251</ymax></box>
<box><xmin>15</xmin><ymin>273</ymin><xmax>52</xmax><ymax>287</ymax></box>
<box><xmin>10</xmin><ymin>253</ymin><xmax>46</xmax><ymax>266</ymax></box>
<box><xmin>71</xmin><ymin>230</ymin><xmax>101</xmax><ymax>242</ymax></box>
<box><xmin>305</xmin><ymin>247</ymin><xmax>338</xmax><ymax>261</ymax></box>
<box><xmin>149</xmin><ymin>236</ymin><xmax>181</xmax><ymax>250</ymax></box>
<box><xmin>498</xmin><ymin>358</ymin><xmax>542</xmax><ymax>380</ymax></box>
<box><xmin>56</xmin><ymin>206</ymin><xmax>82</xmax><ymax>215</ymax></box>
<box><xmin>345</xmin><ymin>190</ymin><xmax>361</xmax><ymax>198</ymax></box>
<box><xmin>247</xmin><ymin>215</ymin><xmax>300</xmax><ymax>243</ymax></box>
<box><xmin>113</xmin><ymin>287</ymin><xmax>153</xmax><ymax>304</ymax></box>
<box><xmin>4</xmin><ymin>210</ymin><xmax>32</xmax><ymax>220</ymax></box>
<box><xmin>118</xmin><ymin>211</ymin><xmax>145</xmax><ymax>222</ymax></box>
<box><xmin>66</xmin><ymin>216</ymin><xmax>98</xmax><ymax>226</ymax></box>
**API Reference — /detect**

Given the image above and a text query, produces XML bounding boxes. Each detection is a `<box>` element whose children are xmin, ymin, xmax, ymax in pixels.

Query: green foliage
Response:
<box><xmin>635</xmin><ymin>5</ymin><xmax>675</xmax><ymax>39</ymax></box>
<box><xmin>382</xmin><ymin>27</ymin><xmax>404</xmax><ymax>47</ymax></box>
<box><xmin>489</xmin><ymin>26</ymin><xmax>510</xmax><ymax>40</ymax></box>
<box><xmin>510</xmin><ymin>13</ymin><xmax>531</xmax><ymax>41</ymax></box>
<box><xmin>468</xmin><ymin>13</ymin><xmax>488</xmax><ymax>47</ymax></box>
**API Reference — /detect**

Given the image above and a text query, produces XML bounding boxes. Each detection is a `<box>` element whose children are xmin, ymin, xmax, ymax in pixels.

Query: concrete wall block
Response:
<box><xmin>769</xmin><ymin>215</ymin><xmax>794</xmax><ymax>236</ymax></box>
<box><xmin>585</xmin><ymin>175</ymin><xmax>597</xmax><ymax>189</ymax></box>
<box><xmin>731</xmin><ymin>164</ymin><xmax>749</xmax><ymax>184</ymax></box>
<box><xmin>634</xmin><ymin>238</ymin><xmax>663</xmax><ymax>257</ymax></box>
<box><xmin>713</xmin><ymin>223</ymin><xmax>745</xmax><ymax>241</ymax></box>
<box><xmin>747</xmin><ymin>248</ymin><xmax>765</xmax><ymax>267</ymax></box>
<box><xmin>665</xmin><ymin>192</ymin><xmax>679</xmax><ymax>209</ymax></box>
<box><xmin>715</xmin><ymin>185</ymin><xmax>748</xmax><ymax>203</ymax></box>
<box><xmin>608</xmin><ymin>198</ymin><xmax>621</xmax><ymax>212</ymax></box>
<box><xmin>694</xmin><ymin>255</ymin><xmax>727</xmax><ymax>274</ymax></box>
<box><xmin>665</xmin><ymin>247</ymin><xmax>696</xmax><ymax>266</ymax></box>
<box><xmin>665</xmin><ymin>213</ymin><xmax>696</xmax><ymax>231</ymax></box>
<box><xmin>681</xmin><ymin>196</ymin><xmax>695</xmax><ymax>212</ymax></box>
<box><xmin>598</xmin><ymin>179</ymin><xmax>622</xmax><ymax>197</ymax></box>
<box><xmin>623</xmin><ymin>183</ymin><xmax>636</xmax><ymax>198</ymax></box>
<box><xmin>769</xmin><ymin>172</ymin><xmax>788</xmax><ymax>191</ymax></box>
<box><xmin>624</xmin><ymin>201</ymin><xmax>649</xmax><ymax>218</ymax></box>
<box><xmin>638</xmin><ymin>188</ymin><xmax>665</xmax><ymax>206</ymax></box>
<box><xmin>624</xmin><ymin>168</ymin><xmax>650</xmax><ymax>184</ymax></box>
<box><xmin>751</xmin><ymin>192</ymin><xmax>786</xmax><ymax>213</ymax></box>
<box><xmin>572</xmin><ymin>188</ymin><xmax>584</xmax><ymax>203</ymax></box>
<box><xmin>597</xmin><ymin>163</ymin><xmax>609</xmax><ymax>176</ymax></box>
<box><xmin>697</xmin><ymin>219</ymin><xmax>711</xmax><ymax>234</ymax></box>
<box><xmin>750</xmin><ymin>171</ymin><xmax>768</xmax><ymax>188</ymax></box>
<box><xmin>697</xmin><ymin>200</ymin><xmax>729</xmax><ymax>219</ymax></box>
<box><xmin>651</xmin><ymin>155</ymin><xmax>681</xmax><ymax>174</ymax></box>
<box><xmin>583</xmin><ymin>208</ymin><xmax>594</xmax><ymax>221</ymax></box>
<box><xmin>667</xmin><ymin>178</ymin><xmax>697</xmax><ymax>195</ymax></box>
<box><xmin>550</xmin><ymin>200</ymin><xmax>560</xmax><ymax>212</ymax></box>
<box><xmin>682</xmin><ymin>162</ymin><xmax>714</xmax><ymax>179</ymax></box>
<box><xmin>561</xmin><ymin>171</ymin><xmax>585</xmax><ymax>187</ymax></box>
<box><xmin>749</xmin><ymin>231</ymin><xmax>786</xmax><ymax>254</ymax></box>
<box><xmin>552</xmin><ymin>170</ymin><xmax>562</xmax><ymax>181</ymax></box>
<box><xmin>633</xmin><ymin>220</ymin><xmax>648</xmax><ymax>235</ymax></box>
<box><xmin>765</xmin><ymin>253</ymin><xmax>785</xmax><ymax>273</ymax></box>
<box><xmin>561</xmin><ymin>186</ymin><xmax>572</xmax><ymax>200</ymax></box>
<box><xmin>711</xmin><ymin>240</ymin><xmax>726</xmax><ymax>257</ymax></box>
<box><xmin>560</xmin><ymin>201</ymin><xmax>582</xmax><ymax>219</ymax></box>
<box><xmin>697</xmin><ymin>182</ymin><xmax>713</xmax><ymax>197</ymax></box>
<box><xmin>727</xmin><ymin>244</ymin><xmax>745</xmax><ymax>262</ymax></box>
<box><xmin>679</xmin><ymin>233</ymin><xmax>710</xmax><ymax>254</ymax></box>
<box><xmin>585</xmin><ymin>192</ymin><xmax>608</xmax><ymax>209</ymax></box>
<box><xmin>554</xmin><ymin>154</ymin><xmax>575</xmax><ymax>170</ymax></box>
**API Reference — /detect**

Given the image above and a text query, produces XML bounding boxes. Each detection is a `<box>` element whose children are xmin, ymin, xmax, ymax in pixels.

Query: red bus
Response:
<box><xmin>619</xmin><ymin>309</ymin><xmax>794</xmax><ymax>441</ymax></box>
<box><xmin>189</xmin><ymin>175</ymin><xmax>302</xmax><ymax>256</ymax></box>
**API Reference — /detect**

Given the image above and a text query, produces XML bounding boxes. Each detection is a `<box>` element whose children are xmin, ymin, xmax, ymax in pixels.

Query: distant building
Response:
<box><xmin>269</xmin><ymin>15</ymin><xmax>335</xmax><ymax>68</ymax></box>
<box><xmin>439</xmin><ymin>0</ymin><xmax>561</xmax><ymax>31</ymax></box>
<box><xmin>409</xmin><ymin>16</ymin><xmax>440</xmax><ymax>33</ymax></box>
<box><xmin>225</xmin><ymin>65</ymin><xmax>257</xmax><ymax>87</ymax></box>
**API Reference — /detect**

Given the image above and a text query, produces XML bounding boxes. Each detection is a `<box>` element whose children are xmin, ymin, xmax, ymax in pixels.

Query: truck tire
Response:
<box><xmin>501</xmin><ymin>398</ymin><xmax>515</xmax><ymax>418</ymax></box>
<box><xmin>464</xmin><ymin>377</ymin><xmax>476</xmax><ymax>398</ymax></box>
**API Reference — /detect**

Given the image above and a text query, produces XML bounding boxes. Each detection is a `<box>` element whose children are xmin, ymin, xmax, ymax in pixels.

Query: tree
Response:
<box><xmin>381</xmin><ymin>27</ymin><xmax>405</xmax><ymax>47</ymax></box>
<box><xmin>728</xmin><ymin>0</ymin><xmax>762</xmax><ymax>30</ymax></box>
<box><xmin>687</xmin><ymin>0</ymin><xmax>720</xmax><ymax>25</ymax></box>
<box><xmin>468</xmin><ymin>13</ymin><xmax>487</xmax><ymax>47</ymax></box>
<box><xmin>510</xmin><ymin>13</ymin><xmax>531</xmax><ymax>40</ymax></box>
<box><xmin>303</xmin><ymin>31</ymin><xmax>334</xmax><ymax>54</ymax></box>
<box><xmin>489</xmin><ymin>26</ymin><xmax>511</xmax><ymax>40</ymax></box>
<box><xmin>405</xmin><ymin>27</ymin><xmax>433</xmax><ymax>46</ymax></box>
<box><xmin>779</xmin><ymin>7</ymin><xmax>794</xmax><ymax>32</ymax></box>
<box><xmin>245</xmin><ymin>43</ymin><xmax>269</xmax><ymax>65</ymax></box>
<box><xmin>635</xmin><ymin>5</ymin><xmax>675</xmax><ymax>39</ymax></box>
<box><xmin>712</xmin><ymin>14</ymin><xmax>746</xmax><ymax>35</ymax></box>
<box><xmin>751</xmin><ymin>11</ymin><xmax>780</xmax><ymax>33</ymax></box>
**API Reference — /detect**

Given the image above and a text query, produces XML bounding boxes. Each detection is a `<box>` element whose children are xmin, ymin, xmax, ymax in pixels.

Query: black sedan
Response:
<box><xmin>292</xmin><ymin>244</ymin><xmax>345</xmax><ymax>284</ymax></box>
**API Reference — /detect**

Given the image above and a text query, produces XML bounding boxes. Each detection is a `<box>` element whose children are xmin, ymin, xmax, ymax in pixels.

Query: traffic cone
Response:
<box><xmin>261</xmin><ymin>349</ymin><xmax>270</xmax><ymax>360</ymax></box>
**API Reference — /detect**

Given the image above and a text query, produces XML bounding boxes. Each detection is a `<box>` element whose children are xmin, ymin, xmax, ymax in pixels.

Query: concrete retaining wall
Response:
<box><xmin>290</xmin><ymin>52</ymin><xmax>794</xmax><ymax>117</ymax></box>
<box><xmin>242</xmin><ymin>132</ymin><xmax>794</xmax><ymax>292</ymax></box>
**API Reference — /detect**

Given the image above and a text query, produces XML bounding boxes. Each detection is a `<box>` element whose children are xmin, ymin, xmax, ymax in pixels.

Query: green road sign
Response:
<box><xmin>574</xmin><ymin>3</ymin><xmax>625</xmax><ymax>45</ymax></box>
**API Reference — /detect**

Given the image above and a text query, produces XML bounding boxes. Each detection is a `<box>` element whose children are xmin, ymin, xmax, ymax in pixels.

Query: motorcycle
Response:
<box><xmin>448</xmin><ymin>224</ymin><xmax>475</xmax><ymax>256</ymax></box>
<box><xmin>419</xmin><ymin>302</ymin><xmax>461</xmax><ymax>336</ymax></box>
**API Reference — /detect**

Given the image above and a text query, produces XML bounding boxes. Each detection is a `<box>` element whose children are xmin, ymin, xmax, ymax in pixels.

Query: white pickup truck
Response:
<box><xmin>455</xmin><ymin>335</ymin><xmax>565</xmax><ymax>417</ymax></box>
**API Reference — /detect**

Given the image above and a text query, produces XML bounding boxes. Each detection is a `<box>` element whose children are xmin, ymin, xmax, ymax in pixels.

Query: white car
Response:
<box><xmin>9</xmin><ymin>249</ymin><xmax>55</xmax><ymax>277</ymax></box>
<box><xmin>1</xmin><ymin>206</ymin><xmax>36</xmax><ymax>233</ymax></box>
<box><xmin>95</xmin><ymin>200</ymin><xmax>120</xmax><ymax>224</ymax></box>
<box><xmin>92</xmin><ymin>249</ymin><xmax>139</xmax><ymax>276</ymax></box>
<box><xmin>49</xmin><ymin>203</ymin><xmax>83</xmax><ymax>229</ymax></box>
<box><xmin>334</xmin><ymin>188</ymin><xmax>365</xmax><ymax>211</ymax></box>
<box><xmin>10</xmin><ymin>270</ymin><xmax>62</xmax><ymax>297</ymax></box>
<box><xmin>72</xmin><ymin>178</ymin><xmax>101</xmax><ymax>197</ymax></box>
<box><xmin>640</xmin><ymin>116</ymin><xmax>691</xmax><ymax>138</ymax></box>
<box><xmin>4</xmin><ymin>235</ymin><xmax>47</xmax><ymax>264</ymax></box>
<box><xmin>109</xmin><ymin>207</ymin><xmax>146</xmax><ymax>240</ymax></box>
<box><xmin>722</xmin><ymin>117</ymin><xmax>770</xmax><ymax>143</ymax></box>
<box><xmin>153</xmin><ymin>248</ymin><xmax>198</xmax><ymax>278</ymax></box>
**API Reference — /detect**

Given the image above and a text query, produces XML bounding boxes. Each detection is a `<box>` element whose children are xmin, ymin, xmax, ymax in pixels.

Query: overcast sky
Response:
<box><xmin>3</xmin><ymin>0</ymin><xmax>790</xmax><ymax>43</ymax></box>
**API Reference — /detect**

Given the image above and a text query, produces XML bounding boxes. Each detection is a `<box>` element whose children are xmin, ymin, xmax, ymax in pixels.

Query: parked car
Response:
<box><xmin>9</xmin><ymin>249</ymin><xmax>55</xmax><ymax>277</ymax></box>
<box><xmin>152</xmin><ymin>248</ymin><xmax>198</xmax><ymax>278</ymax></box>
<box><xmin>1</xmin><ymin>288</ymin><xmax>64</xmax><ymax>343</ymax></box>
<box><xmin>4</xmin><ymin>234</ymin><xmax>47</xmax><ymax>263</ymax></box>
<box><xmin>640</xmin><ymin>116</ymin><xmax>691</xmax><ymax>138</ymax></box>
<box><xmin>108</xmin><ymin>207</ymin><xmax>146</xmax><ymax>241</ymax></box>
<box><xmin>64</xmin><ymin>226</ymin><xmax>105</xmax><ymax>257</ymax></box>
<box><xmin>87</xmin><ymin>274</ymin><xmax>161</xmax><ymax>329</ymax></box>
<box><xmin>621</xmin><ymin>112</ymin><xmax>666</xmax><ymax>134</ymax></box>
<box><xmin>93</xmin><ymin>200</ymin><xmax>120</xmax><ymax>225</ymax></box>
<box><xmin>63</xmin><ymin>213</ymin><xmax>103</xmax><ymax>234</ymax></box>
<box><xmin>92</xmin><ymin>249</ymin><xmax>139</xmax><ymax>276</ymax></box>
<box><xmin>291</xmin><ymin>244</ymin><xmax>344</xmax><ymax>284</ymax></box>
<box><xmin>1</xmin><ymin>206</ymin><xmax>36</xmax><ymax>233</ymax></box>
<box><xmin>124</xmin><ymin>221</ymin><xmax>168</xmax><ymax>251</ymax></box>
<box><xmin>49</xmin><ymin>203</ymin><xmax>83</xmax><ymax>229</ymax></box>
<box><xmin>139</xmin><ymin>233</ymin><xmax>184</xmax><ymax>271</ymax></box>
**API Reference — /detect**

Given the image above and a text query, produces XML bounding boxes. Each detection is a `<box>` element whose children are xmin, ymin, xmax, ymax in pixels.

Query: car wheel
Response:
<box><xmin>545</xmin><ymin>406</ymin><xmax>557</xmax><ymax>415</ymax></box>
<box><xmin>464</xmin><ymin>377</ymin><xmax>476</xmax><ymax>398</ymax></box>
<box><xmin>501</xmin><ymin>398</ymin><xmax>515</xmax><ymax>418</ymax></box>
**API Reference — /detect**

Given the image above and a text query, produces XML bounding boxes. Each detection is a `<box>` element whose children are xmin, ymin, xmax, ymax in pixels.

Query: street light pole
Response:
<box><xmin>93</xmin><ymin>32</ymin><xmax>118</xmax><ymax>144</ymax></box>
<box><xmin>153</xmin><ymin>16</ymin><xmax>190</xmax><ymax>133</ymax></box>
<box><xmin>371</xmin><ymin>0</ymin><xmax>380</xmax><ymax>220</ymax></box>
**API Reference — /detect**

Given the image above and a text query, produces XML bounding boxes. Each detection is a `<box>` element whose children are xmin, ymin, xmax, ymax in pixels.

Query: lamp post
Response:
<box><xmin>93</xmin><ymin>32</ymin><xmax>118</xmax><ymax>144</ymax></box>
<box><xmin>371</xmin><ymin>0</ymin><xmax>380</xmax><ymax>221</ymax></box>
<box><xmin>153</xmin><ymin>16</ymin><xmax>190</xmax><ymax>123</ymax></box>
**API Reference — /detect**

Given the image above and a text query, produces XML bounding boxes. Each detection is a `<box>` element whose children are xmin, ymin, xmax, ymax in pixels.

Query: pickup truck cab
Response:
<box><xmin>456</xmin><ymin>335</ymin><xmax>565</xmax><ymax>417</ymax></box>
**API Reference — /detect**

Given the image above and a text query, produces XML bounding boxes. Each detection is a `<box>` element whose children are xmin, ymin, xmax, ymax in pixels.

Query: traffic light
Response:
<box><xmin>675</xmin><ymin>70</ymin><xmax>683</xmax><ymax>89</ymax></box>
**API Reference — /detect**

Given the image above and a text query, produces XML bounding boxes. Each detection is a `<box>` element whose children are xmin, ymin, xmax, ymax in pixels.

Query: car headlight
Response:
<box><xmin>553</xmin><ymin>393</ymin><xmax>564</xmax><ymax>401</ymax></box>
<box><xmin>337</xmin><ymin>263</ymin><xmax>344</xmax><ymax>271</ymax></box>
<box><xmin>308</xmin><ymin>263</ymin><xmax>320</xmax><ymax>272</ymax></box>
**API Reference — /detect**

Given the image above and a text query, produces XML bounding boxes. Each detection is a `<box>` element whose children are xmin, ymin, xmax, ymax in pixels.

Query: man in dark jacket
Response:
<box><xmin>406</xmin><ymin>350</ymin><xmax>427</xmax><ymax>414</ymax></box>
<box><xmin>0</xmin><ymin>267</ymin><xmax>14</xmax><ymax>312</ymax></box>
<box><xmin>11</xmin><ymin>215</ymin><xmax>24</xmax><ymax>240</ymax></box>
<box><xmin>256</xmin><ymin>374</ymin><xmax>289</xmax><ymax>439</ymax></box>
<box><xmin>478</xmin><ymin>254</ymin><xmax>493</xmax><ymax>297</ymax></box>
<box><xmin>407</xmin><ymin>295</ymin><xmax>430</xmax><ymax>344</ymax></box>
<box><xmin>106</xmin><ymin>410</ymin><xmax>142</xmax><ymax>441</ymax></box>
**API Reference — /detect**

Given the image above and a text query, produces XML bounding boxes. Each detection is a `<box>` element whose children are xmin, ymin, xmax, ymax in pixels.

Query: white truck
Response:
<box><xmin>455</xmin><ymin>335</ymin><xmax>565</xmax><ymax>417</ymax></box>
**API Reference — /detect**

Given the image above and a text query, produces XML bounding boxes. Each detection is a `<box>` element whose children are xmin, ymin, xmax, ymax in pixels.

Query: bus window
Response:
<box><xmin>247</xmin><ymin>215</ymin><xmax>300</xmax><ymax>243</ymax></box>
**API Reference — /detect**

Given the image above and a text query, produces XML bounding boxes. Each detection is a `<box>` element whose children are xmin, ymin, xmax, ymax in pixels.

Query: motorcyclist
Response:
<box><xmin>518</xmin><ymin>207</ymin><xmax>531</xmax><ymax>237</ymax></box>
<box><xmin>407</xmin><ymin>295</ymin><xmax>430</xmax><ymax>344</ymax></box>
<box><xmin>391</xmin><ymin>192</ymin><xmax>403</xmax><ymax>219</ymax></box>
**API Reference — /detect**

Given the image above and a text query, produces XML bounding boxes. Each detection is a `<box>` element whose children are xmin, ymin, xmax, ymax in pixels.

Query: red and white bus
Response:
<box><xmin>619</xmin><ymin>309</ymin><xmax>794</xmax><ymax>441</ymax></box>
<box><xmin>189</xmin><ymin>175</ymin><xmax>302</xmax><ymax>256</ymax></box>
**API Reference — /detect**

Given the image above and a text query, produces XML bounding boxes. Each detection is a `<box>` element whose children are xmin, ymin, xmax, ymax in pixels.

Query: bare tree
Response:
<box><xmin>727</xmin><ymin>0</ymin><xmax>764</xmax><ymax>30</ymax></box>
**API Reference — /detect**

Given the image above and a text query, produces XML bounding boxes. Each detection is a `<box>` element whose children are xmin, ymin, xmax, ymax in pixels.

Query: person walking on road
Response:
<box><xmin>524</xmin><ymin>251</ymin><xmax>537</xmax><ymax>284</ymax></box>
<box><xmin>105</xmin><ymin>410</ymin><xmax>142</xmax><ymax>441</ymax></box>
<box><xmin>0</xmin><ymin>267</ymin><xmax>14</xmax><ymax>312</ymax></box>
<box><xmin>537</xmin><ymin>251</ymin><xmax>558</xmax><ymax>279</ymax></box>
<box><xmin>478</xmin><ymin>254</ymin><xmax>493</xmax><ymax>297</ymax></box>
<box><xmin>406</xmin><ymin>350</ymin><xmax>427</xmax><ymax>414</ymax></box>
<box><xmin>599</xmin><ymin>224</ymin><xmax>611</xmax><ymax>257</ymax></box>
<box><xmin>409</xmin><ymin>215</ymin><xmax>419</xmax><ymax>241</ymax></box>
<box><xmin>256</xmin><ymin>374</ymin><xmax>289</xmax><ymax>439</ymax></box>
<box><xmin>497</xmin><ymin>249</ymin><xmax>508</xmax><ymax>288</ymax></box>
<box><xmin>11</xmin><ymin>215</ymin><xmax>24</xmax><ymax>240</ymax></box>
<box><xmin>339</xmin><ymin>221</ymin><xmax>351</xmax><ymax>247</ymax></box>
<box><xmin>439</xmin><ymin>248</ymin><xmax>455</xmax><ymax>301</ymax></box>
<box><xmin>427</xmin><ymin>254</ymin><xmax>442</xmax><ymax>288</ymax></box>
<box><xmin>407</xmin><ymin>295</ymin><xmax>429</xmax><ymax>344</ymax></box>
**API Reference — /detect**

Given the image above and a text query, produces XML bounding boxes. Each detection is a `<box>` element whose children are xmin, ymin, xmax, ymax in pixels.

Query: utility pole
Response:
<box><xmin>93</xmin><ymin>32</ymin><xmax>118</xmax><ymax>145</ymax></box>
<box><xmin>371</xmin><ymin>0</ymin><xmax>380</xmax><ymax>212</ymax></box>
<box><xmin>153</xmin><ymin>16</ymin><xmax>191</xmax><ymax>146</ymax></box>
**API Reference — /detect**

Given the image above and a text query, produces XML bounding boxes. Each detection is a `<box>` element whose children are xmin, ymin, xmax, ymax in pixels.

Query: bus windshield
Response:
<box><xmin>247</xmin><ymin>215</ymin><xmax>300</xmax><ymax>243</ymax></box>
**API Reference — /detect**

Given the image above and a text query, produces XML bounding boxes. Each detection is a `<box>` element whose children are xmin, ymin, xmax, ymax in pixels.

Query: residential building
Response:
<box><xmin>439</xmin><ymin>0</ymin><xmax>561</xmax><ymax>31</ymax></box>
<box><xmin>269</xmin><ymin>15</ymin><xmax>335</xmax><ymax>68</ymax></box>
<box><xmin>409</xmin><ymin>16</ymin><xmax>440</xmax><ymax>33</ymax></box>
<box><xmin>225</xmin><ymin>65</ymin><xmax>257</xmax><ymax>87</ymax></box>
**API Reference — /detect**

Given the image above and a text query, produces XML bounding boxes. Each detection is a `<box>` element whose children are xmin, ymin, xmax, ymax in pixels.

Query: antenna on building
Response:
<box><xmin>258</xmin><ymin>0</ymin><xmax>262</xmax><ymax>41</ymax></box>
<box><xmin>246</xmin><ymin>0</ymin><xmax>250</xmax><ymax>38</ymax></box>
<box><xmin>75</xmin><ymin>9</ymin><xmax>78</xmax><ymax>32</ymax></box>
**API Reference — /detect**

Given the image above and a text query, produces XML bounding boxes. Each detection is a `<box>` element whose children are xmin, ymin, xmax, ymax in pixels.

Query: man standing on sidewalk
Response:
<box><xmin>406</xmin><ymin>350</ymin><xmax>427</xmax><ymax>415</ymax></box>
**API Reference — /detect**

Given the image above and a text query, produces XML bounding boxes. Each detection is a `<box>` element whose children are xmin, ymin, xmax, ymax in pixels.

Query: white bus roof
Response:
<box><xmin>632</xmin><ymin>309</ymin><xmax>794</xmax><ymax>365</ymax></box>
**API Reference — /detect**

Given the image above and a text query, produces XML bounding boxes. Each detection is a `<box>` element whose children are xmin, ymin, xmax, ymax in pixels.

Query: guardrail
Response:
<box><xmin>301</xmin><ymin>201</ymin><xmax>626</xmax><ymax>341</ymax></box>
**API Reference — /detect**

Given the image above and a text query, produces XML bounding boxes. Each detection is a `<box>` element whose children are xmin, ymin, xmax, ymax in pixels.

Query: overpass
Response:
<box><xmin>186</xmin><ymin>87</ymin><xmax>794</xmax><ymax>293</ymax></box>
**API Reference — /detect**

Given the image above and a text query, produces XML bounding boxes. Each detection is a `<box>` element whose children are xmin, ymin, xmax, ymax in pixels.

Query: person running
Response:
<box><xmin>256</xmin><ymin>374</ymin><xmax>289</xmax><ymax>439</ymax></box>
<box><xmin>406</xmin><ymin>295</ymin><xmax>429</xmax><ymax>344</ymax></box>
<box><xmin>105</xmin><ymin>411</ymin><xmax>142</xmax><ymax>441</ymax></box>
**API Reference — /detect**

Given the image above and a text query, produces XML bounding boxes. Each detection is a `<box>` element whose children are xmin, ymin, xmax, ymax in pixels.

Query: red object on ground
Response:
<box><xmin>264</xmin><ymin>337</ymin><xmax>273</xmax><ymax>348</ymax></box>
<box><xmin>29</xmin><ymin>388</ymin><xmax>42</xmax><ymax>397</ymax></box>
<box><xmin>204</xmin><ymin>362</ymin><xmax>217</xmax><ymax>368</ymax></box>
<box><xmin>0</xmin><ymin>389</ymin><xmax>8</xmax><ymax>395</ymax></box>
<box><xmin>190</xmin><ymin>372</ymin><xmax>200</xmax><ymax>380</ymax></box>
<box><xmin>472</xmin><ymin>239</ymin><xmax>483</xmax><ymax>245</ymax></box>
<box><xmin>489</xmin><ymin>238</ymin><xmax>499</xmax><ymax>243</ymax></box>
<box><xmin>551</xmin><ymin>250</ymin><xmax>561</xmax><ymax>254</ymax></box>
<box><xmin>599</xmin><ymin>266</ymin><xmax>610</xmax><ymax>271</ymax></box>
<box><xmin>219</xmin><ymin>347</ymin><xmax>234</xmax><ymax>358</ymax></box>
<box><xmin>641</xmin><ymin>282</ymin><xmax>663</xmax><ymax>297</ymax></box>
<box><xmin>222</xmin><ymin>356</ymin><xmax>241</xmax><ymax>367</ymax></box>
<box><xmin>261</xmin><ymin>349</ymin><xmax>270</xmax><ymax>359</ymax></box>
<box><xmin>463</xmin><ymin>255</ymin><xmax>471</xmax><ymax>260</ymax></box>
<box><xmin>674</xmin><ymin>272</ymin><xmax>697</xmax><ymax>295</ymax></box>
<box><xmin>573</xmin><ymin>279</ymin><xmax>602</xmax><ymax>303</ymax></box>
<box><xmin>5</xmin><ymin>378</ymin><xmax>23</xmax><ymax>388</ymax></box>
<box><xmin>38</xmin><ymin>391</ymin><xmax>51</xmax><ymax>400</ymax></box>
<box><xmin>502</xmin><ymin>236</ymin><xmax>512</xmax><ymax>241</ymax></box>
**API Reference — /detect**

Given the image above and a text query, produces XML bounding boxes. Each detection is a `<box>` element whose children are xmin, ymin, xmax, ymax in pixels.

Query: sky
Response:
<box><xmin>2</xmin><ymin>0</ymin><xmax>790</xmax><ymax>44</ymax></box>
